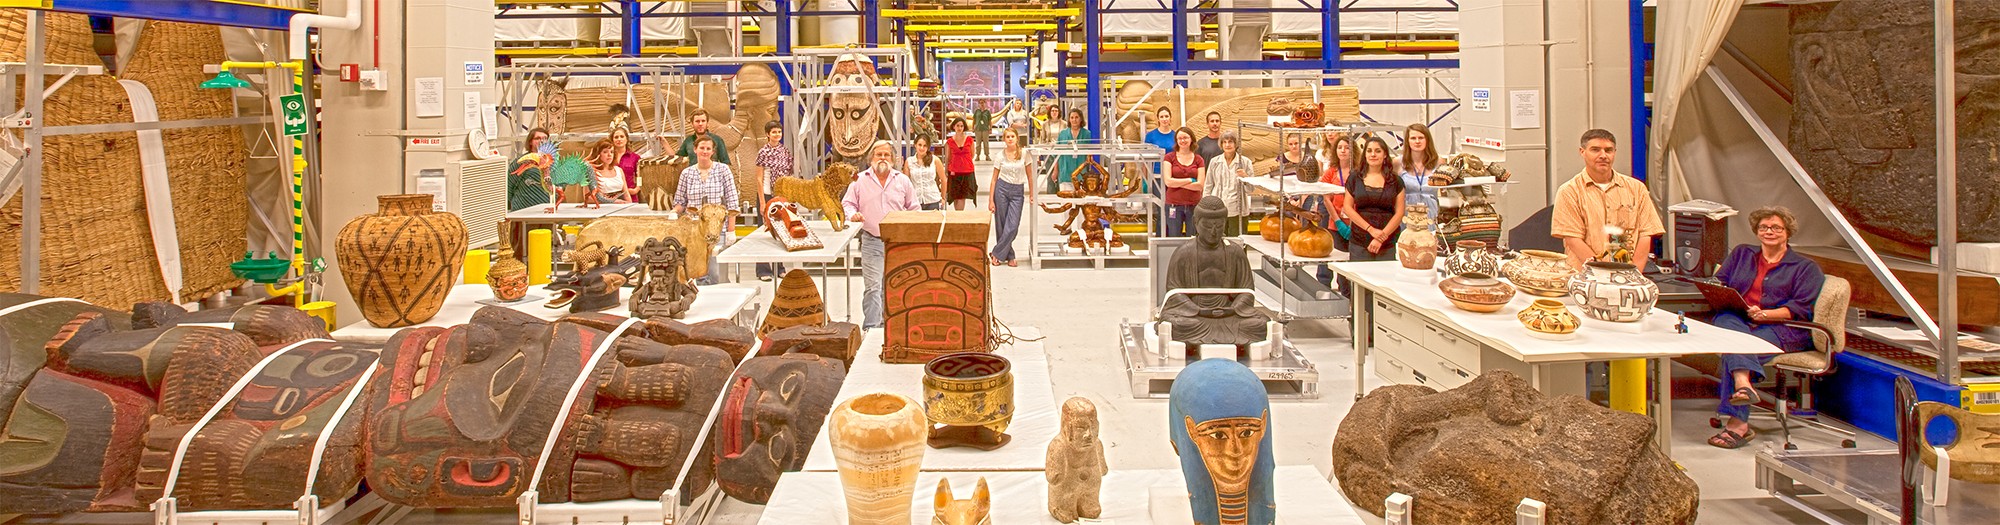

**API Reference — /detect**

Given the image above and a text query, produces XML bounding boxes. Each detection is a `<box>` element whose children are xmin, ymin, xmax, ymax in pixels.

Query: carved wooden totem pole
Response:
<box><xmin>879</xmin><ymin>211</ymin><xmax>995</xmax><ymax>364</ymax></box>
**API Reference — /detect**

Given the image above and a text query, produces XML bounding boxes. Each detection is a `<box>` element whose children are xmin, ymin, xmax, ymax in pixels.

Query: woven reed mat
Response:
<box><xmin>0</xmin><ymin>17</ymin><xmax>247</xmax><ymax>309</ymax></box>
<box><xmin>0</xmin><ymin>10</ymin><xmax>100</xmax><ymax>66</ymax></box>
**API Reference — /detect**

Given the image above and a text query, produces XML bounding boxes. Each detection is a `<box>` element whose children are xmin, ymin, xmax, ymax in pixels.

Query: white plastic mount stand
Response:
<box><xmin>1925</xmin><ymin>447</ymin><xmax>1952</xmax><ymax>507</ymax></box>
<box><xmin>1515</xmin><ymin>498</ymin><xmax>1547</xmax><ymax>525</ymax></box>
<box><xmin>1383</xmin><ymin>493</ymin><xmax>1414</xmax><ymax>525</ymax></box>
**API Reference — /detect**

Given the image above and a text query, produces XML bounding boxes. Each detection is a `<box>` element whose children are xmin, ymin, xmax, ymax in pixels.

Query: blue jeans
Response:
<box><xmin>861</xmin><ymin>231</ymin><xmax>885</xmax><ymax>328</ymax></box>
<box><xmin>992</xmin><ymin>181</ymin><xmax>1025</xmax><ymax>262</ymax></box>
<box><xmin>1164</xmin><ymin>204</ymin><xmax>1194</xmax><ymax>237</ymax></box>
<box><xmin>1713</xmin><ymin>311</ymin><xmax>1786</xmax><ymax>421</ymax></box>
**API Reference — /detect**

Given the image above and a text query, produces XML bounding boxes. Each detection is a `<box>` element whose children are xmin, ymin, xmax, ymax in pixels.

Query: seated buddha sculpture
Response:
<box><xmin>1160</xmin><ymin>196</ymin><xmax>1267</xmax><ymax>362</ymax></box>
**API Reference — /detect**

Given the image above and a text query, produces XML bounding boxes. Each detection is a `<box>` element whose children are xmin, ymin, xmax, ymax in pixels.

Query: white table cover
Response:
<box><xmin>717</xmin><ymin>221</ymin><xmax>863</xmax><ymax>264</ymax></box>
<box><xmin>1333</xmin><ymin>260</ymin><xmax>1778</xmax><ymax>363</ymax></box>
<box><xmin>799</xmin><ymin>329</ymin><xmax>1059</xmax><ymax>472</ymax></box>
<box><xmin>1236</xmin><ymin>234</ymin><xmax>1350</xmax><ymax>264</ymax></box>
<box><xmin>507</xmin><ymin>202</ymin><xmax>644</xmax><ymax>221</ymax></box>
<box><xmin>756</xmin><ymin>466</ymin><xmax>1364</xmax><ymax>524</ymax></box>
<box><xmin>329</xmin><ymin>283</ymin><xmax>758</xmax><ymax>344</ymax></box>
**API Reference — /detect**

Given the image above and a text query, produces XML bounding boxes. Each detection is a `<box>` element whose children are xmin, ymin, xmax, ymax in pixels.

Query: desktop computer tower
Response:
<box><xmin>1673</xmin><ymin>211</ymin><xmax>1729</xmax><ymax>277</ymax></box>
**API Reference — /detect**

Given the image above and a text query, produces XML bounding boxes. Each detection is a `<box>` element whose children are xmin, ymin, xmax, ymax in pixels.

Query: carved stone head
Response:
<box><xmin>1194</xmin><ymin>196</ymin><xmax>1229</xmax><ymax>249</ymax></box>
<box><xmin>1060</xmin><ymin>397</ymin><xmax>1099</xmax><ymax>445</ymax></box>
<box><xmin>827</xmin><ymin>54</ymin><xmax>883</xmax><ymax>159</ymax></box>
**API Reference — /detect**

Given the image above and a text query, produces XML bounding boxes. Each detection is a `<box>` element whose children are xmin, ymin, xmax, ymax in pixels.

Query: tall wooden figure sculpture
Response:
<box><xmin>1047</xmin><ymin>397</ymin><xmax>1108</xmax><ymax>523</ymax></box>
<box><xmin>1169</xmin><ymin>359</ymin><xmax>1275</xmax><ymax>525</ymax></box>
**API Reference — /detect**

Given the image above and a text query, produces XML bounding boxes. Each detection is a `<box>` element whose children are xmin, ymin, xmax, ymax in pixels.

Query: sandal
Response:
<box><xmin>1007</xmin><ymin>260</ymin><xmax>1018</xmax><ymax>267</ymax></box>
<box><xmin>1708</xmin><ymin>428</ymin><xmax>1757</xmax><ymax>449</ymax></box>
<box><xmin>1729</xmin><ymin>386</ymin><xmax>1761</xmax><ymax>407</ymax></box>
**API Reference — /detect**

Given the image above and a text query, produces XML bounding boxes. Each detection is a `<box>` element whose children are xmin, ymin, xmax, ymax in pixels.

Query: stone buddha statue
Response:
<box><xmin>1161</xmin><ymin>196</ymin><xmax>1267</xmax><ymax>362</ymax></box>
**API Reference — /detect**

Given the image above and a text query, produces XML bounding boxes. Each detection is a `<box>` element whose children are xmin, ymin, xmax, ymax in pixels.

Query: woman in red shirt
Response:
<box><xmin>1162</xmin><ymin>127</ymin><xmax>1205</xmax><ymax>237</ymax></box>
<box><xmin>945</xmin><ymin>117</ymin><xmax>978</xmax><ymax>210</ymax></box>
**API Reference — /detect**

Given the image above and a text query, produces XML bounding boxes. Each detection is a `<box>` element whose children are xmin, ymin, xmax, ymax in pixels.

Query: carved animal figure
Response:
<box><xmin>560</xmin><ymin>240</ymin><xmax>611</xmax><ymax>273</ymax></box>
<box><xmin>773</xmin><ymin>163</ymin><xmax>856</xmax><ymax>231</ymax></box>
<box><xmin>1047</xmin><ymin>397</ymin><xmax>1108</xmax><ymax>523</ymax></box>
<box><xmin>931</xmin><ymin>478</ymin><xmax>991</xmax><ymax>525</ymax></box>
<box><xmin>546</xmin><ymin>248</ymin><xmax>638</xmax><ymax>313</ymax></box>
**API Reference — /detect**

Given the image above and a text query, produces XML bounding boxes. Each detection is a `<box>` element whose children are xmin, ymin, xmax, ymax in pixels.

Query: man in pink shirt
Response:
<box><xmin>842</xmin><ymin>140</ymin><xmax>921</xmax><ymax>329</ymax></box>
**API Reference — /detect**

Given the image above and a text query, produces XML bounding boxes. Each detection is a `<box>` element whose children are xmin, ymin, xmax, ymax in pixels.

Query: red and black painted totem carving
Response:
<box><xmin>712</xmin><ymin>353</ymin><xmax>846</xmax><ymax>504</ymax></box>
<box><xmin>879</xmin><ymin>211</ymin><xmax>995</xmax><ymax>364</ymax></box>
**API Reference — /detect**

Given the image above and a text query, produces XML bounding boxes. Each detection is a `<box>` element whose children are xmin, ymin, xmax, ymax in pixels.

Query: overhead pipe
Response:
<box><xmin>288</xmin><ymin>0</ymin><xmax>364</xmax><ymax>62</ymax></box>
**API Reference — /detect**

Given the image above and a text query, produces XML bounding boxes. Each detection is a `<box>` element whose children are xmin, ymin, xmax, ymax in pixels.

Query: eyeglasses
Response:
<box><xmin>1755</xmin><ymin>225</ymin><xmax>1787</xmax><ymax>233</ymax></box>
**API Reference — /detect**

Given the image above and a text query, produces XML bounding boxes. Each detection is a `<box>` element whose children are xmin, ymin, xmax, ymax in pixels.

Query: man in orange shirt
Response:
<box><xmin>1551</xmin><ymin>129</ymin><xmax>1664</xmax><ymax>270</ymax></box>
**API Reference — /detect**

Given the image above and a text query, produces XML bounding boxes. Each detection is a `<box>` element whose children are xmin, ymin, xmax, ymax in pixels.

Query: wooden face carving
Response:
<box><xmin>1184</xmin><ymin>411</ymin><xmax>1267</xmax><ymax>497</ymax></box>
<box><xmin>715</xmin><ymin>354</ymin><xmax>844</xmax><ymax>504</ymax></box>
<box><xmin>883</xmin><ymin>243</ymin><xmax>990</xmax><ymax>360</ymax></box>
<box><xmin>826</xmin><ymin>55</ymin><xmax>882</xmax><ymax>159</ymax></box>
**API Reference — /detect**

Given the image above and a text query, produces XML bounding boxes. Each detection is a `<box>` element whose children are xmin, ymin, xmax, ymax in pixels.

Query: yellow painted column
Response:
<box><xmin>463</xmin><ymin>249</ymin><xmax>491</xmax><ymax>284</ymax></box>
<box><xmin>1610</xmin><ymin>358</ymin><xmax>1648</xmax><ymax>415</ymax></box>
<box><xmin>528</xmin><ymin>229</ymin><xmax>553</xmax><ymax>285</ymax></box>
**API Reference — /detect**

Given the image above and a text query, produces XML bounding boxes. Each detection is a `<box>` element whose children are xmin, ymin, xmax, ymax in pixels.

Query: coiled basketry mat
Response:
<box><xmin>0</xmin><ymin>13</ymin><xmax>248</xmax><ymax>309</ymax></box>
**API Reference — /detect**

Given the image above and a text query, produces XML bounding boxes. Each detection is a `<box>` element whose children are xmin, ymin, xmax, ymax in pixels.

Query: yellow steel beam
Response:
<box><xmin>924</xmin><ymin>41</ymin><xmax>1039</xmax><ymax>49</ymax></box>
<box><xmin>935</xmin><ymin>52</ymin><xmax>1032</xmax><ymax>59</ymax></box>
<box><xmin>880</xmin><ymin>8</ymin><xmax>1080</xmax><ymax>21</ymax></box>
<box><xmin>905</xmin><ymin>23</ymin><xmax>1061</xmax><ymax>33</ymax></box>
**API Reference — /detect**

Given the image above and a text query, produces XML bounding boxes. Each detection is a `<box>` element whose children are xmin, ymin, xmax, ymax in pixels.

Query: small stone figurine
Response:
<box><xmin>630</xmin><ymin>237</ymin><xmax>698</xmax><ymax>319</ymax></box>
<box><xmin>932</xmin><ymin>477</ymin><xmax>991</xmax><ymax>525</ymax></box>
<box><xmin>1047</xmin><ymin>397</ymin><xmax>1108</xmax><ymax>523</ymax></box>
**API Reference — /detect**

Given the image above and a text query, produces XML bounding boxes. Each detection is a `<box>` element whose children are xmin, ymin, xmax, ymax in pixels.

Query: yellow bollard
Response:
<box><xmin>300</xmin><ymin>301</ymin><xmax>337</xmax><ymax>332</ymax></box>
<box><xmin>560</xmin><ymin>224</ymin><xmax>580</xmax><ymax>238</ymax></box>
<box><xmin>528</xmin><ymin>229</ymin><xmax>553</xmax><ymax>285</ymax></box>
<box><xmin>463</xmin><ymin>249</ymin><xmax>491</xmax><ymax>285</ymax></box>
<box><xmin>1610</xmin><ymin>358</ymin><xmax>1648</xmax><ymax>415</ymax></box>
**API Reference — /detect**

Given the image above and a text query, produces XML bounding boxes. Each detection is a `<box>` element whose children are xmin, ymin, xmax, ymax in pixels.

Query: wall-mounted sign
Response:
<box><xmin>1470</xmin><ymin>88</ymin><xmax>1491</xmax><ymax>112</ymax></box>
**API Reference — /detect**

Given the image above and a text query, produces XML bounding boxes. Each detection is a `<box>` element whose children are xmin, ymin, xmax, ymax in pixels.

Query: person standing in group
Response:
<box><xmin>1202</xmin><ymin>131</ymin><xmax>1253</xmax><ymax>236</ymax></box>
<box><xmin>1041</xmin><ymin>104</ymin><xmax>1067</xmax><ymax>145</ymax></box>
<box><xmin>1144</xmin><ymin>106</ymin><xmax>1178</xmax><ymax>155</ymax></box>
<box><xmin>945</xmin><ymin>118</ymin><xmax>979</xmax><ymax>210</ymax></box>
<box><xmin>1052</xmin><ymin>109</ymin><xmax>1093</xmax><ymax>194</ymax></box>
<box><xmin>1163</xmin><ymin>127</ymin><xmax>1206</xmax><ymax>237</ymax></box>
<box><xmin>908</xmin><ymin>134</ymin><xmax>947</xmax><ymax>211</ymax></box>
<box><xmin>1306</xmin><ymin>133</ymin><xmax>1359</xmax><ymax>286</ymax></box>
<box><xmin>753</xmin><ymin>120</ymin><xmax>793</xmax><ymax>281</ymax></box>
<box><xmin>675</xmin><ymin>108</ymin><xmax>731</xmax><ymax>165</ymax></box>
<box><xmin>1004</xmin><ymin>99</ymin><xmax>1032</xmax><ymax>148</ymax></box>
<box><xmin>674</xmin><ymin>135</ymin><xmax>739</xmax><ymax>285</ymax></box>
<box><xmin>1552</xmin><ymin>128</ymin><xmax>1664</xmax><ymax>270</ymax></box>
<box><xmin>610</xmin><ymin>126</ymin><xmax>642</xmax><ymax>202</ymax></box>
<box><xmin>842</xmin><ymin>140</ymin><xmax>921</xmax><ymax>329</ymax></box>
<box><xmin>1341</xmin><ymin>136</ymin><xmax>1406</xmax><ymax>263</ymax></box>
<box><xmin>1399</xmin><ymin>123</ymin><xmax>1441</xmax><ymax>219</ymax></box>
<box><xmin>1275</xmin><ymin>133</ymin><xmax>1319</xmax><ymax>180</ymax></box>
<box><xmin>989</xmin><ymin>129</ymin><xmax>1035</xmax><ymax>267</ymax></box>
<box><xmin>1195</xmin><ymin>111</ymin><xmax>1224</xmax><ymax>163</ymax></box>
<box><xmin>973</xmin><ymin>105</ymin><xmax>994</xmax><ymax>161</ymax></box>
<box><xmin>588</xmin><ymin>140</ymin><xmax>631</xmax><ymax>204</ymax></box>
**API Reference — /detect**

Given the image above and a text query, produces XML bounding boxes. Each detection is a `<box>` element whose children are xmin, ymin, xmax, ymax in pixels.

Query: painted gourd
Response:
<box><xmin>1288</xmin><ymin>223</ymin><xmax>1335</xmax><ymax>258</ymax></box>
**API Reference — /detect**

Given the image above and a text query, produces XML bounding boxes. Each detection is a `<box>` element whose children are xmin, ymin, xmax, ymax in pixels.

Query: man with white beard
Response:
<box><xmin>840</xmin><ymin>140</ymin><xmax>921</xmax><ymax>329</ymax></box>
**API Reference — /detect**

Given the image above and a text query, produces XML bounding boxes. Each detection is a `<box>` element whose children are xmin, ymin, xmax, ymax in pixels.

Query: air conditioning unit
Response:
<box><xmin>441</xmin><ymin>157</ymin><xmax>508</xmax><ymax>248</ymax></box>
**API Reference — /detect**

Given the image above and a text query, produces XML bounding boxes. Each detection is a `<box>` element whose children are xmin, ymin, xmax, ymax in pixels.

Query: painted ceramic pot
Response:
<box><xmin>1441</xmin><ymin>240</ymin><xmax>1500</xmax><ymax>277</ymax></box>
<box><xmin>486</xmin><ymin>248</ymin><xmax>529</xmax><ymax>302</ymax></box>
<box><xmin>1396</xmin><ymin>206</ymin><xmax>1437</xmax><ymax>270</ymax></box>
<box><xmin>829</xmin><ymin>393</ymin><xmax>927</xmax><ymax>525</ymax></box>
<box><xmin>1259</xmin><ymin>214</ymin><xmax>1300</xmax><ymax>243</ymax></box>
<box><xmin>1517</xmin><ymin>299</ymin><xmax>1581</xmax><ymax>340</ymax></box>
<box><xmin>1500</xmin><ymin>249</ymin><xmax>1576</xmax><ymax>297</ymax></box>
<box><xmin>921</xmin><ymin>352</ymin><xmax>1014</xmax><ymax>450</ymax></box>
<box><xmin>335</xmin><ymin>194</ymin><xmax>466</xmax><ymax>328</ymax></box>
<box><xmin>1439</xmin><ymin>272</ymin><xmax>1516</xmax><ymax>313</ymax></box>
<box><xmin>1568</xmin><ymin>261</ymin><xmax>1659</xmax><ymax>323</ymax></box>
<box><xmin>1168</xmin><ymin>359</ymin><xmax>1276</xmax><ymax>525</ymax></box>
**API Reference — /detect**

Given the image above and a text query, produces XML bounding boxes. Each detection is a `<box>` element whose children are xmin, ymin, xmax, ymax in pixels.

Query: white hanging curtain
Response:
<box><xmin>1646</xmin><ymin>0</ymin><xmax>1742</xmax><ymax>203</ymax></box>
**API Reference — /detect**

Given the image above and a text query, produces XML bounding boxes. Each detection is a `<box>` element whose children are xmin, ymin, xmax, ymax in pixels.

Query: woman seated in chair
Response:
<box><xmin>1709</xmin><ymin>206</ymin><xmax>1826</xmax><ymax>449</ymax></box>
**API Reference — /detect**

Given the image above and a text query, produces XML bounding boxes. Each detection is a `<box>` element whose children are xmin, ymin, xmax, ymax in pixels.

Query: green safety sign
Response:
<box><xmin>281</xmin><ymin>93</ymin><xmax>308</xmax><ymax>136</ymax></box>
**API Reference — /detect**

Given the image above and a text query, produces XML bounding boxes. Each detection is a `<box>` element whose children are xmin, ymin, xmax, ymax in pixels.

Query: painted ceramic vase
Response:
<box><xmin>335</xmin><ymin>194</ymin><xmax>466</xmax><ymax>328</ymax></box>
<box><xmin>1516</xmin><ymin>299</ymin><xmax>1581</xmax><ymax>340</ymax></box>
<box><xmin>829</xmin><ymin>393</ymin><xmax>927</xmax><ymax>525</ymax></box>
<box><xmin>1500</xmin><ymin>249</ymin><xmax>1576</xmax><ymax>297</ymax></box>
<box><xmin>1169</xmin><ymin>359</ymin><xmax>1276</xmax><ymax>525</ymax></box>
<box><xmin>486</xmin><ymin>248</ymin><xmax>529</xmax><ymax>302</ymax></box>
<box><xmin>921</xmin><ymin>352</ymin><xmax>1014</xmax><ymax>450</ymax></box>
<box><xmin>1438</xmin><ymin>272</ymin><xmax>1516</xmax><ymax>313</ymax></box>
<box><xmin>1396</xmin><ymin>206</ymin><xmax>1437</xmax><ymax>270</ymax></box>
<box><xmin>1440</xmin><ymin>239</ymin><xmax>1499</xmax><ymax>277</ymax></box>
<box><xmin>1568</xmin><ymin>261</ymin><xmax>1659</xmax><ymax>323</ymax></box>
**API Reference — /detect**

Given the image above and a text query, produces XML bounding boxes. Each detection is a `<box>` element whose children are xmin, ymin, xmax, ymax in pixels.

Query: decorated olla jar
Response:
<box><xmin>921</xmin><ymin>352</ymin><xmax>1015</xmax><ymax>450</ymax></box>
<box><xmin>1441</xmin><ymin>240</ymin><xmax>1500</xmax><ymax>277</ymax></box>
<box><xmin>1438</xmin><ymin>272</ymin><xmax>1516</xmax><ymax>313</ymax></box>
<box><xmin>1516</xmin><ymin>299</ymin><xmax>1582</xmax><ymax>339</ymax></box>
<box><xmin>1499</xmin><ymin>249</ymin><xmax>1576</xmax><ymax>297</ymax></box>
<box><xmin>1396</xmin><ymin>205</ymin><xmax>1437</xmax><ymax>270</ymax></box>
<box><xmin>1567</xmin><ymin>261</ymin><xmax>1659</xmax><ymax>322</ymax></box>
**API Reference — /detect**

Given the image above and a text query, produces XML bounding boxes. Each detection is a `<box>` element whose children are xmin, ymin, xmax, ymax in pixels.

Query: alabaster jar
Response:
<box><xmin>1568</xmin><ymin>261</ymin><xmax>1659</xmax><ymax>323</ymax></box>
<box><xmin>1517</xmin><ymin>299</ymin><xmax>1582</xmax><ymax>340</ymax></box>
<box><xmin>1500</xmin><ymin>249</ymin><xmax>1576</xmax><ymax>297</ymax></box>
<box><xmin>1441</xmin><ymin>240</ymin><xmax>1499</xmax><ymax>277</ymax></box>
<box><xmin>921</xmin><ymin>353</ymin><xmax>1014</xmax><ymax>450</ymax></box>
<box><xmin>829</xmin><ymin>393</ymin><xmax>928</xmax><ymax>525</ymax></box>
<box><xmin>1438</xmin><ymin>272</ymin><xmax>1516</xmax><ymax>313</ymax></box>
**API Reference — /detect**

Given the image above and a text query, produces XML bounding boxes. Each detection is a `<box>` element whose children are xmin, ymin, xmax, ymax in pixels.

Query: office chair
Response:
<box><xmin>1710</xmin><ymin>275</ymin><xmax>1858</xmax><ymax>449</ymax></box>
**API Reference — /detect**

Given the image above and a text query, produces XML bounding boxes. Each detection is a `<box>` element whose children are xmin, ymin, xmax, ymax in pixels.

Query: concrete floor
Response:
<box><xmin>713</xmin><ymin>159</ymin><xmax>1874</xmax><ymax>524</ymax></box>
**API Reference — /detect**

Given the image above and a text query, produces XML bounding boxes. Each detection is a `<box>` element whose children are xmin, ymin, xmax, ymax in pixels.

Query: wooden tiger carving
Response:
<box><xmin>772</xmin><ymin>163</ymin><xmax>856</xmax><ymax>231</ymax></box>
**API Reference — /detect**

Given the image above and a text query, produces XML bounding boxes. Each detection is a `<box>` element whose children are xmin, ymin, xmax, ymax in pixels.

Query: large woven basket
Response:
<box><xmin>0</xmin><ymin>14</ymin><xmax>248</xmax><ymax>309</ymax></box>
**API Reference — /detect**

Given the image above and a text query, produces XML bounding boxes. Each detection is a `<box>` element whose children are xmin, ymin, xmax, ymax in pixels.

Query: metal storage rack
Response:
<box><xmin>1227</xmin><ymin>121</ymin><xmax>1407</xmax><ymax>321</ymax></box>
<box><xmin>1021</xmin><ymin>141</ymin><xmax>1162</xmax><ymax>270</ymax></box>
